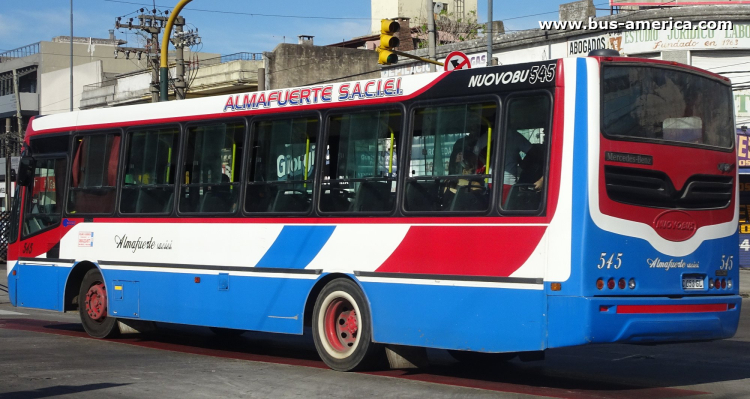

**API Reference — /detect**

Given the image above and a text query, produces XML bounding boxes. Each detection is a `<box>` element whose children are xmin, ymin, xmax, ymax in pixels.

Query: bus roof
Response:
<box><xmin>27</xmin><ymin>56</ymin><xmax>724</xmax><ymax>139</ymax></box>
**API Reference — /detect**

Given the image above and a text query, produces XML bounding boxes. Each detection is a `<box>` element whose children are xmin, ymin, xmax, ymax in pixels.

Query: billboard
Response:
<box><xmin>738</xmin><ymin>130</ymin><xmax>750</xmax><ymax>173</ymax></box>
<box><xmin>611</xmin><ymin>0</ymin><xmax>750</xmax><ymax>5</ymax></box>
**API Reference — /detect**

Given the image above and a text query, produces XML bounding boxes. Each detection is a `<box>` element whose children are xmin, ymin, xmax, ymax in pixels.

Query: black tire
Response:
<box><xmin>312</xmin><ymin>278</ymin><xmax>381</xmax><ymax>371</ymax></box>
<box><xmin>78</xmin><ymin>268</ymin><xmax>118</xmax><ymax>339</ymax></box>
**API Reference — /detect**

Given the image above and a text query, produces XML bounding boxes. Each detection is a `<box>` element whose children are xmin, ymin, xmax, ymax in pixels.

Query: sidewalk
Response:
<box><xmin>0</xmin><ymin>262</ymin><xmax>7</xmax><ymax>305</ymax></box>
<box><xmin>741</xmin><ymin>268</ymin><xmax>750</xmax><ymax>298</ymax></box>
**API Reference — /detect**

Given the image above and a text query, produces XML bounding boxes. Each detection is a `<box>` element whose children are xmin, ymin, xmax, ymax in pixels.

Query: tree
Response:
<box><xmin>415</xmin><ymin>10</ymin><xmax>482</xmax><ymax>48</ymax></box>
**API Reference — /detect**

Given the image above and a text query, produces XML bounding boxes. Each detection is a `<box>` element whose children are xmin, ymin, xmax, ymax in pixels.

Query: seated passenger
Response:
<box><xmin>443</xmin><ymin>150</ymin><xmax>484</xmax><ymax>208</ymax></box>
<box><xmin>503</xmin><ymin>131</ymin><xmax>543</xmax><ymax>203</ymax></box>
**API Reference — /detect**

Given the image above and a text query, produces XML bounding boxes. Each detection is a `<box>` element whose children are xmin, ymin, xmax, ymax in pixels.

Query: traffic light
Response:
<box><xmin>378</xmin><ymin>19</ymin><xmax>400</xmax><ymax>65</ymax></box>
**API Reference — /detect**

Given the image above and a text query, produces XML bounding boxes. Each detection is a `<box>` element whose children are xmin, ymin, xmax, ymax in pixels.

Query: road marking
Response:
<box><xmin>0</xmin><ymin>310</ymin><xmax>27</xmax><ymax>316</ymax></box>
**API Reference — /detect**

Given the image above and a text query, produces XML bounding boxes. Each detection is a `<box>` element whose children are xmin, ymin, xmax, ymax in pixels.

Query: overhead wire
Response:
<box><xmin>103</xmin><ymin>0</ymin><xmax>371</xmax><ymax>20</ymax></box>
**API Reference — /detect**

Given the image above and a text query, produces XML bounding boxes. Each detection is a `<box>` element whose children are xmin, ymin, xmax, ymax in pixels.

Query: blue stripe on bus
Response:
<box><xmin>254</xmin><ymin>225</ymin><xmax>336</xmax><ymax>269</ymax></box>
<box><xmin>561</xmin><ymin>57</ymin><xmax>589</xmax><ymax>297</ymax></box>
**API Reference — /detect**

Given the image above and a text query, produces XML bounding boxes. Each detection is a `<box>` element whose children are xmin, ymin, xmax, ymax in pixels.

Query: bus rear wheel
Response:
<box><xmin>312</xmin><ymin>278</ymin><xmax>380</xmax><ymax>371</ymax></box>
<box><xmin>78</xmin><ymin>268</ymin><xmax>118</xmax><ymax>338</ymax></box>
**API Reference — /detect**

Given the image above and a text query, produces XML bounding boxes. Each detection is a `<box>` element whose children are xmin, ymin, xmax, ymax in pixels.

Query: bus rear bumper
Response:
<box><xmin>547</xmin><ymin>295</ymin><xmax>742</xmax><ymax>348</ymax></box>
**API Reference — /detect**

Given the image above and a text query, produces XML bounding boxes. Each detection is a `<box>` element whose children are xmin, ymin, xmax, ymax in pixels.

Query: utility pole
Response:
<box><xmin>12</xmin><ymin>69</ymin><xmax>23</xmax><ymax>155</ymax></box>
<box><xmin>5</xmin><ymin>118</ymin><xmax>10</xmax><ymax>213</ymax></box>
<box><xmin>487</xmin><ymin>0</ymin><xmax>493</xmax><ymax>67</ymax></box>
<box><xmin>173</xmin><ymin>17</ymin><xmax>186</xmax><ymax>100</ymax></box>
<box><xmin>160</xmin><ymin>0</ymin><xmax>193</xmax><ymax>102</ymax></box>
<box><xmin>425</xmin><ymin>0</ymin><xmax>437</xmax><ymax>72</ymax></box>
<box><xmin>115</xmin><ymin>11</ymin><xmax>170</xmax><ymax>103</ymax></box>
<box><xmin>70</xmin><ymin>0</ymin><xmax>74</xmax><ymax>112</ymax></box>
<box><xmin>170</xmin><ymin>17</ymin><xmax>200</xmax><ymax>100</ymax></box>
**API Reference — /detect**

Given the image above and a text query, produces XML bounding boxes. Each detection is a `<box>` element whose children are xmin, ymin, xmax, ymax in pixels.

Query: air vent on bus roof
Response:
<box><xmin>589</xmin><ymin>49</ymin><xmax>620</xmax><ymax>57</ymax></box>
<box><xmin>604</xmin><ymin>166</ymin><xmax>733</xmax><ymax>209</ymax></box>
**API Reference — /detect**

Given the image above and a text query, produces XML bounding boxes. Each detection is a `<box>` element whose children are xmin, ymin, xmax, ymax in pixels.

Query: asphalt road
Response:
<box><xmin>1</xmin><ymin>265</ymin><xmax>749</xmax><ymax>399</ymax></box>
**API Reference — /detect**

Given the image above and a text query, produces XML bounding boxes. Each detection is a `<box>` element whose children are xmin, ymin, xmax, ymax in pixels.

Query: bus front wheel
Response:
<box><xmin>312</xmin><ymin>278</ymin><xmax>380</xmax><ymax>371</ymax></box>
<box><xmin>78</xmin><ymin>268</ymin><xmax>118</xmax><ymax>338</ymax></box>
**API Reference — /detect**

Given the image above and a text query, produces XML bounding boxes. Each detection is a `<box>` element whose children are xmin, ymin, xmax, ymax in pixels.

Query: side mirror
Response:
<box><xmin>17</xmin><ymin>157</ymin><xmax>34</xmax><ymax>187</ymax></box>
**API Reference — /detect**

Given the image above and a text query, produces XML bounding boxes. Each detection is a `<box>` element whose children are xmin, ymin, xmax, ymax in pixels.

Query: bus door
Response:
<box><xmin>14</xmin><ymin>155</ymin><xmax>68</xmax><ymax>310</ymax></box>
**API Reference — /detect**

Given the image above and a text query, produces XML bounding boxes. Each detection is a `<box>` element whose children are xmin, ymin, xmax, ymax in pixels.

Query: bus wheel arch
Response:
<box><xmin>310</xmin><ymin>276</ymin><xmax>382</xmax><ymax>371</ymax></box>
<box><xmin>63</xmin><ymin>261</ymin><xmax>99</xmax><ymax>312</ymax></box>
<box><xmin>303</xmin><ymin>273</ymin><xmax>357</xmax><ymax>328</ymax></box>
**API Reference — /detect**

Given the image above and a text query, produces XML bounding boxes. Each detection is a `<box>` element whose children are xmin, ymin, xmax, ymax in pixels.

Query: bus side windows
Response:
<box><xmin>67</xmin><ymin>133</ymin><xmax>120</xmax><ymax>214</ymax></box>
<box><xmin>320</xmin><ymin>110</ymin><xmax>401</xmax><ymax>214</ymax></box>
<box><xmin>22</xmin><ymin>158</ymin><xmax>66</xmax><ymax>237</ymax></box>
<box><xmin>246</xmin><ymin>117</ymin><xmax>318</xmax><ymax>214</ymax></box>
<box><xmin>404</xmin><ymin>102</ymin><xmax>496</xmax><ymax>213</ymax></box>
<box><xmin>501</xmin><ymin>95</ymin><xmax>551</xmax><ymax>212</ymax></box>
<box><xmin>179</xmin><ymin>122</ymin><xmax>244</xmax><ymax>214</ymax></box>
<box><xmin>120</xmin><ymin>127</ymin><xmax>180</xmax><ymax>214</ymax></box>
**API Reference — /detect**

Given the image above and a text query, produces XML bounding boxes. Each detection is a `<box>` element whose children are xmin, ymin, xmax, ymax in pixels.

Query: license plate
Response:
<box><xmin>682</xmin><ymin>278</ymin><xmax>704</xmax><ymax>290</ymax></box>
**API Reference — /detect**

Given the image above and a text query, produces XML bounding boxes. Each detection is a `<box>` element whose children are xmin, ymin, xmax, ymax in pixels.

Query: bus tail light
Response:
<box><xmin>727</xmin><ymin>279</ymin><xmax>733</xmax><ymax>289</ymax></box>
<box><xmin>708</xmin><ymin>279</ymin><xmax>714</xmax><ymax>289</ymax></box>
<box><xmin>607</xmin><ymin>278</ymin><xmax>615</xmax><ymax>289</ymax></box>
<box><xmin>596</xmin><ymin>278</ymin><xmax>604</xmax><ymax>290</ymax></box>
<box><xmin>721</xmin><ymin>279</ymin><xmax>726</xmax><ymax>289</ymax></box>
<box><xmin>618</xmin><ymin>278</ymin><xmax>626</xmax><ymax>289</ymax></box>
<box><xmin>628</xmin><ymin>278</ymin><xmax>636</xmax><ymax>289</ymax></box>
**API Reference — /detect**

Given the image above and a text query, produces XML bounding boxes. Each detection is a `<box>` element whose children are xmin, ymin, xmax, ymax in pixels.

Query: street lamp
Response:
<box><xmin>70</xmin><ymin>0</ymin><xmax>73</xmax><ymax>112</ymax></box>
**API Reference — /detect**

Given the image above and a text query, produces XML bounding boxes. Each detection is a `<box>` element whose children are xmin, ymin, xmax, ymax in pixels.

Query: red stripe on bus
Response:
<box><xmin>376</xmin><ymin>225</ymin><xmax>546</xmax><ymax>276</ymax></box>
<box><xmin>616</xmin><ymin>304</ymin><xmax>728</xmax><ymax>314</ymax></box>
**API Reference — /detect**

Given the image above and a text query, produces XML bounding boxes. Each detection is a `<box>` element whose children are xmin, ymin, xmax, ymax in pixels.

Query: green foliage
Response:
<box><xmin>415</xmin><ymin>10</ymin><xmax>482</xmax><ymax>49</ymax></box>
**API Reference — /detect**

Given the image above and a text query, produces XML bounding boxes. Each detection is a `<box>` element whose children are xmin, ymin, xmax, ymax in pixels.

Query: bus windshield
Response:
<box><xmin>601</xmin><ymin>65</ymin><xmax>733</xmax><ymax>149</ymax></box>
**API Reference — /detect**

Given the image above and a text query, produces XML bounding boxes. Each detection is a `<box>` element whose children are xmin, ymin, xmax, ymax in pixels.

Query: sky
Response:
<box><xmin>0</xmin><ymin>0</ymin><xmax>611</xmax><ymax>56</ymax></box>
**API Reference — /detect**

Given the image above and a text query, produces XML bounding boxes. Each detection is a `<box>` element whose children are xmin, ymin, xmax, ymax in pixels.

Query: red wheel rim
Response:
<box><xmin>85</xmin><ymin>282</ymin><xmax>107</xmax><ymax>321</ymax></box>
<box><xmin>323</xmin><ymin>298</ymin><xmax>358</xmax><ymax>352</ymax></box>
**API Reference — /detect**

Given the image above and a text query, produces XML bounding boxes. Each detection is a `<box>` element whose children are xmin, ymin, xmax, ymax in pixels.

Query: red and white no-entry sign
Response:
<box><xmin>444</xmin><ymin>51</ymin><xmax>471</xmax><ymax>72</ymax></box>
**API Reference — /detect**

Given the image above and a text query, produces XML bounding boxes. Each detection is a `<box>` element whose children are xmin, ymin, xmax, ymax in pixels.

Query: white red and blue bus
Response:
<box><xmin>6</xmin><ymin>53</ymin><xmax>741</xmax><ymax>371</ymax></box>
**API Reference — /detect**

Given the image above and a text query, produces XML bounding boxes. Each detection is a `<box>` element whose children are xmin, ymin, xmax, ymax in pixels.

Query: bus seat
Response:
<box><xmin>320</xmin><ymin>188</ymin><xmax>351</xmax><ymax>212</ymax></box>
<box><xmin>351</xmin><ymin>181</ymin><xmax>392</xmax><ymax>212</ymax></box>
<box><xmin>271</xmin><ymin>190</ymin><xmax>309</xmax><ymax>213</ymax></box>
<box><xmin>504</xmin><ymin>184</ymin><xmax>541</xmax><ymax>211</ymax></box>
<box><xmin>201</xmin><ymin>185</ymin><xmax>234</xmax><ymax>213</ymax></box>
<box><xmin>405</xmin><ymin>180</ymin><xmax>440</xmax><ymax>212</ymax></box>
<box><xmin>450</xmin><ymin>185</ymin><xmax>488</xmax><ymax>212</ymax></box>
<box><xmin>119</xmin><ymin>187</ymin><xmax>139</xmax><ymax>213</ymax></box>
<box><xmin>69</xmin><ymin>189</ymin><xmax>115</xmax><ymax>213</ymax></box>
<box><xmin>135</xmin><ymin>187</ymin><xmax>174</xmax><ymax>214</ymax></box>
<box><xmin>245</xmin><ymin>184</ymin><xmax>274</xmax><ymax>212</ymax></box>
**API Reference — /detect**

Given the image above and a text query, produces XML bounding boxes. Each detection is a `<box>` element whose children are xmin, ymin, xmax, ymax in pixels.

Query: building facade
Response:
<box><xmin>370</xmin><ymin>0</ymin><xmax>478</xmax><ymax>34</ymax></box>
<box><xmin>384</xmin><ymin>4</ymin><xmax>750</xmax><ymax>127</ymax></box>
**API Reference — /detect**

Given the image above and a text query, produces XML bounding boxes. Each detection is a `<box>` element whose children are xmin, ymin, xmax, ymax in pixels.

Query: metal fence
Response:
<box><xmin>0</xmin><ymin>43</ymin><xmax>40</xmax><ymax>63</ymax></box>
<box><xmin>0</xmin><ymin>211</ymin><xmax>9</xmax><ymax>261</ymax></box>
<box><xmin>186</xmin><ymin>52</ymin><xmax>263</xmax><ymax>70</ymax></box>
<box><xmin>82</xmin><ymin>52</ymin><xmax>264</xmax><ymax>93</ymax></box>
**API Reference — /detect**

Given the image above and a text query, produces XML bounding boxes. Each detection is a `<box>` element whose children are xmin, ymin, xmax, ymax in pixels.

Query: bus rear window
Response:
<box><xmin>602</xmin><ymin>66</ymin><xmax>733</xmax><ymax>149</ymax></box>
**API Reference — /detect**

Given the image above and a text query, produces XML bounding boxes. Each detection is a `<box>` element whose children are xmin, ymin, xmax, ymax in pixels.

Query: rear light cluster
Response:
<box><xmin>708</xmin><ymin>278</ymin><xmax>732</xmax><ymax>290</ymax></box>
<box><xmin>597</xmin><ymin>278</ymin><xmax>636</xmax><ymax>290</ymax></box>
